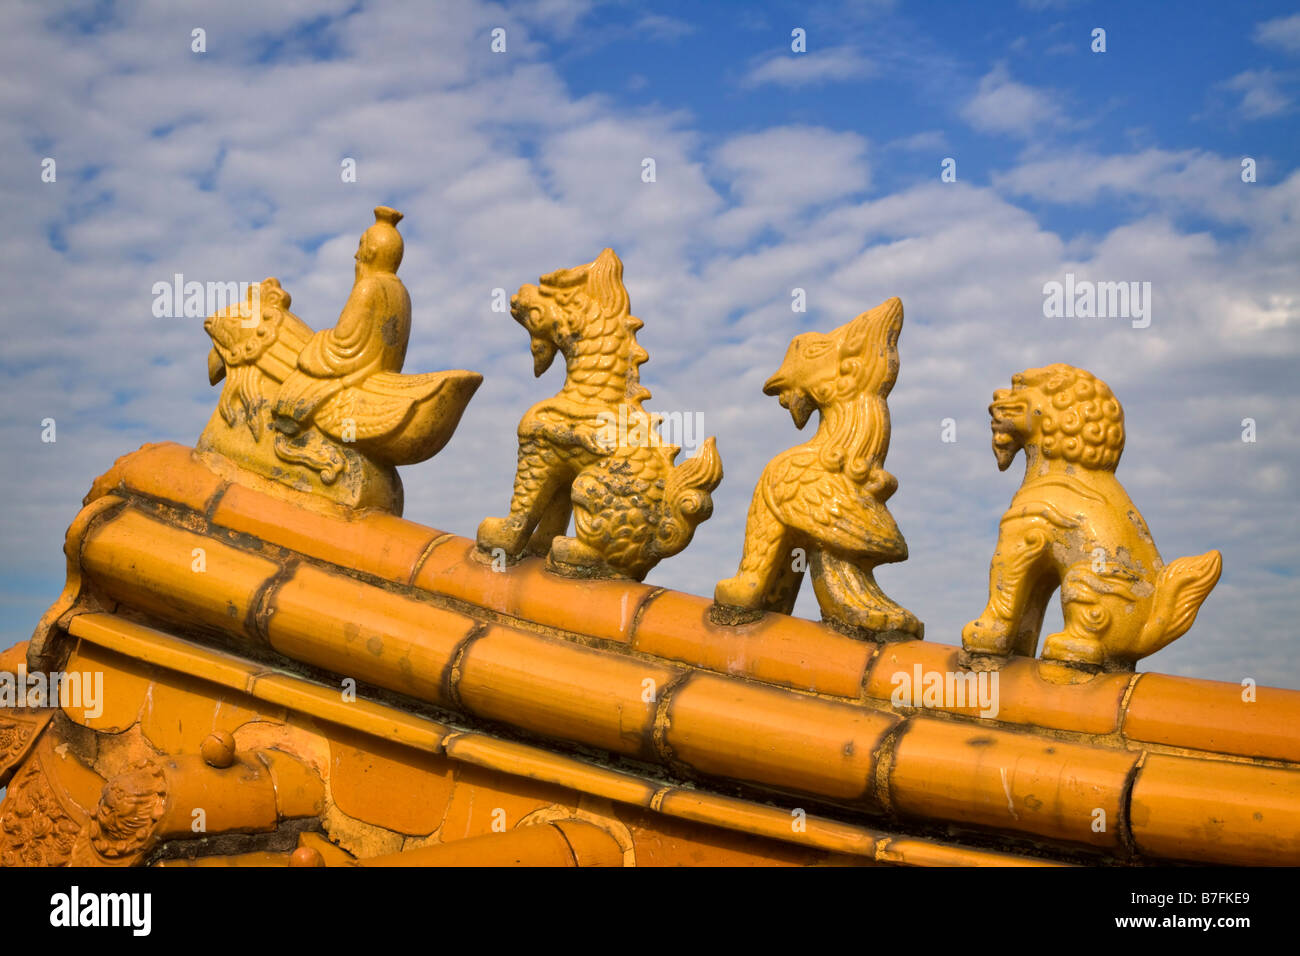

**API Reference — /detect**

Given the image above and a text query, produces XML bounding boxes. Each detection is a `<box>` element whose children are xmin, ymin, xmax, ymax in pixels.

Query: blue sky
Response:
<box><xmin>2</xmin><ymin>0</ymin><xmax>1298</xmax><ymax>687</ymax></box>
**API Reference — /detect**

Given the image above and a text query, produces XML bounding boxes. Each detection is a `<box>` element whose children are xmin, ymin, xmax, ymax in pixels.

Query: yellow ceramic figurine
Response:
<box><xmin>714</xmin><ymin>297</ymin><xmax>923</xmax><ymax>642</ymax></box>
<box><xmin>961</xmin><ymin>364</ymin><xmax>1222</xmax><ymax>671</ymax></box>
<box><xmin>477</xmin><ymin>248</ymin><xmax>722</xmax><ymax>580</ymax></box>
<box><xmin>199</xmin><ymin>207</ymin><xmax>481</xmax><ymax>513</ymax></box>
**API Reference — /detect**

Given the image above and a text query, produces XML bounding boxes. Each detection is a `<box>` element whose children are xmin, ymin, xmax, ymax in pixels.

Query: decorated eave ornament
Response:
<box><xmin>200</xmin><ymin>206</ymin><xmax>482</xmax><ymax>513</ymax></box>
<box><xmin>5</xmin><ymin>208</ymin><xmax>1297</xmax><ymax>870</ymax></box>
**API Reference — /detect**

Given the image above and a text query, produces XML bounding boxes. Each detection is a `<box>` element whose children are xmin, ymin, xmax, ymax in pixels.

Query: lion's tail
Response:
<box><xmin>654</xmin><ymin>437</ymin><xmax>723</xmax><ymax>559</ymax></box>
<box><xmin>1137</xmin><ymin>550</ymin><xmax>1222</xmax><ymax>656</ymax></box>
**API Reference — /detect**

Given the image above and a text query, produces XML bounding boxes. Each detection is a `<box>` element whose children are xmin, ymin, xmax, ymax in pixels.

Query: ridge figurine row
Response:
<box><xmin>198</xmin><ymin>208</ymin><xmax>1221</xmax><ymax>673</ymax></box>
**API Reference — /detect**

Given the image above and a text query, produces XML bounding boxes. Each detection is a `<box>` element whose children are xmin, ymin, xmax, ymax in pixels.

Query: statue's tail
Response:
<box><xmin>654</xmin><ymin>437</ymin><xmax>723</xmax><ymax>559</ymax></box>
<box><xmin>1137</xmin><ymin>550</ymin><xmax>1222</xmax><ymax>656</ymax></box>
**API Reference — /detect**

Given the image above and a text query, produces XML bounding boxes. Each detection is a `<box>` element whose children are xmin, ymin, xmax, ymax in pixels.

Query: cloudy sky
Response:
<box><xmin>2</xmin><ymin>0</ymin><xmax>1297</xmax><ymax>688</ymax></box>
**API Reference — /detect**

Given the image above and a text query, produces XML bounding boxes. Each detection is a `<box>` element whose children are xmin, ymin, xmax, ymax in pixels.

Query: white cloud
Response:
<box><xmin>1220</xmin><ymin>69</ymin><xmax>1291</xmax><ymax>119</ymax></box>
<box><xmin>886</xmin><ymin>129</ymin><xmax>949</xmax><ymax>153</ymax></box>
<box><xmin>507</xmin><ymin>0</ymin><xmax>598</xmax><ymax>38</ymax></box>
<box><xmin>740</xmin><ymin>46</ymin><xmax>875</xmax><ymax>89</ymax></box>
<box><xmin>708</xmin><ymin>126</ymin><xmax>870</xmax><ymax>244</ymax></box>
<box><xmin>635</xmin><ymin>13</ymin><xmax>694</xmax><ymax>41</ymax></box>
<box><xmin>1254</xmin><ymin>13</ymin><xmax>1300</xmax><ymax>54</ymax></box>
<box><xmin>961</xmin><ymin>63</ymin><xmax>1064</xmax><ymax>137</ymax></box>
<box><xmin>992</xmin><ymin>148</ymin><xmax>1251</xmax><ymax>218</ymax></box>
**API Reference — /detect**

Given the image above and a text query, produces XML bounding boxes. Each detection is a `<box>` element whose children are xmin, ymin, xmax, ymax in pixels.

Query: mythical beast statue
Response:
<box><xmin>961</xmin><ymin>364</ymin><xmax>1222</xmax><ymax>671</ymax></box>
<box><xmin>713</xmin><ymin>297</ymin><xmax>923</xmax><ymax>642</ymax></box>
<box><xmin>477</xmin><ymin>248</ymin><xmax>722</xmax><ymax>580</ymax></box>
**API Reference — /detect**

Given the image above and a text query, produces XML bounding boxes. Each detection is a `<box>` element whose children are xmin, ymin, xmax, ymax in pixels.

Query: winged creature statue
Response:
<box><xmin>713</xmin><ymin>298</ymin><xmax>923</xmax><ymax>641</ymax></box>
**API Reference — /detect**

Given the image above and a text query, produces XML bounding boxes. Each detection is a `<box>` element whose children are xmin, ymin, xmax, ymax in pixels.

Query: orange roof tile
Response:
<box><xmin>22</xmin><ymin>441</ymin><xmax>1300</xmax><ymax>865</ymax></box>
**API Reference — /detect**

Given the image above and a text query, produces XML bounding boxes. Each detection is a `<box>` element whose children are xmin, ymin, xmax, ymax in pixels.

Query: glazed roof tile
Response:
<box><xmin>26</xmin><ymin>441</ymin><xmax>1300</xmax><ymax>865</ymax></box>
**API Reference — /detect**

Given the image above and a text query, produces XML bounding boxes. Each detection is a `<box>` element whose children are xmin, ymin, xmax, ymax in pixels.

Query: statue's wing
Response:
<box><xmin>314</xmin><ymin>372</ymin><xmax>445</xmax><ymax>443</ymax></box>
<box><xmin>359</xmin><ymin>371</ymin><xmax>448</xmax><ymax>400</ymax></box>
<box><xmin>762</xmin><ymin>450</ymin><xmax>906</xmax><ymax>560</ymax></box>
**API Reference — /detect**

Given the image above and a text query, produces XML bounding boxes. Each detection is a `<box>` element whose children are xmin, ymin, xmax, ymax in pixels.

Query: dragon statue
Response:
<box><xmin>477</xmin><ymin>248</ymin><xmax>723</xmax><ymax>580</ymax></box>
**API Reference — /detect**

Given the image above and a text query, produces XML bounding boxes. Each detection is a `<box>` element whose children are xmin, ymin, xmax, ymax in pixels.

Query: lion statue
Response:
<box><xmin>476</xmin><ymin>248</ymin><xmax>723</xmax><ymax>580</ymax></box>
<box><xmin>713</xmin><ymin>297</ymin><xmax>923</xmax><ymax>641</ymax></box>
<box><xmin>961</xmin><ymin>364</ymin><xmax>1221</xmax><ymax>671</ymax></box>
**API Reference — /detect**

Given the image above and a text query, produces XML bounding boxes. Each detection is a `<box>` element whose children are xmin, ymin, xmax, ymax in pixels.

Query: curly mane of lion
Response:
<box><xmin>1024</xmin><ymin>365</ymin><xmax>1125</xmax><ymax>471</ymax></box>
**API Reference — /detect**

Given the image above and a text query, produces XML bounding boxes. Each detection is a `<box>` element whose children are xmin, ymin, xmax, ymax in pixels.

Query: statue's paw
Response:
<box><xmin>714</xmin><ymin>575</ymin><xmax>761</xmax><ymax>609</ymax></box>
<box><xmin>1041</xmin><ymin>631</ymin><xmax>1107</xmax><ymax>669</ymax></box>
<box><xmin>961</xmin><ymin>613</ymin><xmax>1013</xmax><ymax>655</ymax></box>
<box><xmin>547</xmin><ymin>535</ymin><xmax>612</xmax><ymax>577</ymax></box>
<box><xmin>476</xmin><ymin>516</ymin><xmax>528</xmax><ymax>558</ymax></box>
<box><xmin>576</xmin><ymin>426</ymin><xmax>615</xmax><ymax>456</ymax></box>
<box><xmin>823</xmin><ymin>602</ymin><xmax>921</xmax><ymax>643</ymax></box>
<box><xmin>895</xmin><ymin>607</ymin><xmax>925</xmax><ymax>640</ymax></box>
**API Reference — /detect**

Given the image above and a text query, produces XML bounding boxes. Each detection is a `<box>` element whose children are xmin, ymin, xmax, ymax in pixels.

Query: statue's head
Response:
<box><xmin>356</xmin><ymin>206</ymin><xmax>404</xmax><ymax>276</ymax></box>
<box><xmin>510</xmin><ymin>248</ymin><xmax>630</xmax><ymax>377</ymax></box>
<box><xmin>203</xmin><ymin>278</ymin><xmax>293</xmax><ymax>439</ymax></box>
<box><xmin>763</xmin><ymin>297</ymin><xmax>903</xmax><ymax>430</ymax></box>
<box><xmin>989</xmin><ymin>364</ymin><xmax>1125</xmax><ymax>472</ymax></box>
